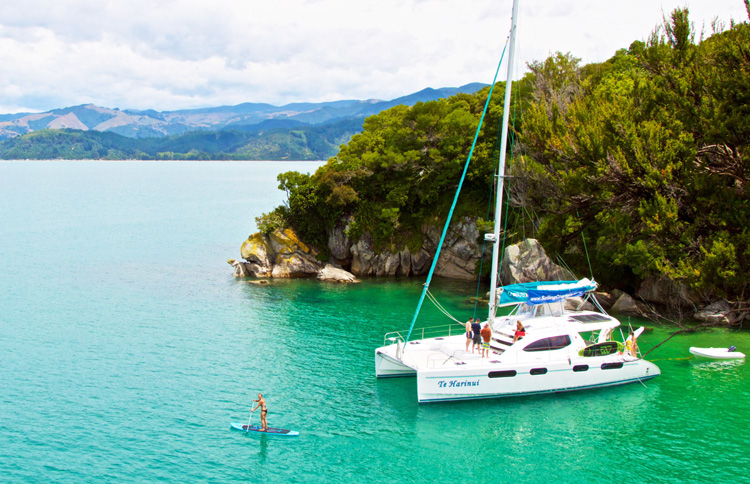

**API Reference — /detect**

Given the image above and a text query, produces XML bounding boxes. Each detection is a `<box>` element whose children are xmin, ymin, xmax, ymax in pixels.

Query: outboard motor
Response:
<box><xmin>729</xmin><ymin>345</ymin><xmax>737</xmax><ymax>352</ymax></box>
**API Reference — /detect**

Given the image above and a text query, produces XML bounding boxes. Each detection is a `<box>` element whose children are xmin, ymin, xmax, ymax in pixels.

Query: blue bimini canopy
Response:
<box><xmin>498</xmin><ymin>278</ymin><xmax>598</xmax><ymax>306</ymax></box>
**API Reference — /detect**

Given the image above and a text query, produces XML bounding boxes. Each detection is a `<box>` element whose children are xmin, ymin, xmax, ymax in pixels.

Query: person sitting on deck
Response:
<box><xmin>513</xmin><ymin>321</ymin><xmax>525</xmax><ymax>343</ymax></box>
<box><xmin>625</xmin><ymin>331</ymin><xmax>639</xmax><ymax>357</ymax></box>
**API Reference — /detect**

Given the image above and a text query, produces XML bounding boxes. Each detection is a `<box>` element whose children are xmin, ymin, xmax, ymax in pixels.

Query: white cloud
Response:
<box><xmin>0</xmin><ymin>0</ymin><xmax>746</xmax><ymax>113</ymax></box>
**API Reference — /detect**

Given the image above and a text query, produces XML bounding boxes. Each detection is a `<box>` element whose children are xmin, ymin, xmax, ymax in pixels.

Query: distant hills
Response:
<box><xmin>0</xmin><ymin>83</ymin><xmax>485</xmax><ymax>160</ymax></box>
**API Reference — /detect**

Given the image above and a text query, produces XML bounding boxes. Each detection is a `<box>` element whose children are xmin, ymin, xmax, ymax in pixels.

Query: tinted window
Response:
<box><xmin>523</xmin><ymin>335</ymin><xmax>572</xmax><ymax>352</ymax></box>
<box><xmin>488</xmin><ymin>370</ymin><xmax>517</xmax><ymax>378</ymax></box>
<box><xmin>601</xmin><ymin>362</ymin><xmax>624</xmax><ymax>370</ymax></box>
<box><xmin>530</xmin><ymin>368</ymin><xmax>547</xmax><ymax>375</ymax></box>
<box><xmin>573</xmin><ymin>365</ymin><xmax>589</xmax><ymax>372</ymax></box>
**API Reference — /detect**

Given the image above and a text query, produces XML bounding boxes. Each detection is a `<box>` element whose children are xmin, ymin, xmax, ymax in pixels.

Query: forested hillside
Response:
<box><xmin>260</xmin><ymin>9</ymin><xmax>750</xmax><ymax>307</ymax></box>
<box><xmin>0</xmin><ymin>118</ymin><xmax>363</xmax><ymax>160</ymax></box>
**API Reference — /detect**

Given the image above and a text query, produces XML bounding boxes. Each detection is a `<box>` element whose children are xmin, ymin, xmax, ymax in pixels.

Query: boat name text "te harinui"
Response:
<box><xmin>437</xmin><ymin>380</ymin><xmax>480</xmax><ymax>388</ymax></box>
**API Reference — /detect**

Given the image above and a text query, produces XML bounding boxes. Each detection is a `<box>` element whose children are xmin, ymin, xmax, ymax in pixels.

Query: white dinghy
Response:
<box><xmin>689</xmin><ymin>346</ymin><xmax>745</xmax><ymax>359</ymax></box>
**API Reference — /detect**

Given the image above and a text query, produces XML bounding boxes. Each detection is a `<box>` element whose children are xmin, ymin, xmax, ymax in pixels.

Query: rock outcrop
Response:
<box><xmin>232</xmin><ymin>225</ymin><xmax>733</xmax><ymax>324</ymax></box>
<box><xmin>346</xmin><ymin>217</ymin><xmax>487</xmax><ymax>279</ymax></box>
<box><xmin>235</xmin><ymin>228</ymin><xmax>322</xmax><ymax>278</ymax></box>
<box><xmin>635</xmin><ymin>274</ymin><xmax>696</xmax><ymax>308</ymax></box>
<box><xmin>610</xmin><ymin>289</ymin><xmax>646</xmax><ymax>316</ymax></box>
<box><xmin>235</xmin><ymin>218</ymin><xmax>487</xmax><ymax>281</ymax></box>
<box><xmin>317</xmin><ymin>264</ymin><xmax>360</xmax><ymax>283</ymax></box>
<box><xmin>564</xmin><ymin>296</ymin><xmax>595</xmax><ymax>311</ymax></box>
<box><xmin>234</xmin><ymin>227</ymin><xmax>358</xmax><ymax>282</ymax></box>
<box><xmin>694</xmin><ymin>300</ymin><xmax>739</xmax><ymax>325</ymax></box>
<box><xmin>424</xmin><ymin>220</ymin><xmax>488</xmax><ymax>280</ymax></box>
<box><xmin>500</xmin><ymin>238</ymin><xmax>575</xmax><ymax>285</ymax></box>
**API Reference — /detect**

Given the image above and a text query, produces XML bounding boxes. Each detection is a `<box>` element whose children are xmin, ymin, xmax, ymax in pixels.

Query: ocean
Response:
<box><xmin>1</xmin><ymin>160</ymin><xmax>748</xmax><ymax>483</ymax></box>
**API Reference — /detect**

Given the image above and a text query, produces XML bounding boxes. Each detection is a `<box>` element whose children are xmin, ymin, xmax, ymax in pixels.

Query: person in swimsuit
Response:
<box><xmin>513</xmin><ymin>320</ymin><xmax>525</xmax><ymax>343</ymax></box>
<box><xmin>252</xmin><ymin>393</ymin><xmax>268</xmax><ymax>431</ymax></box>
<box><xmin>625</xmin><ymin>331</ymin><xmax>638</xmax><ymax>357</ymax></box>
<box><xmin>465</xmin><ymin>318</ymin><xmax>473</xmax><ymax>352</ymax></box>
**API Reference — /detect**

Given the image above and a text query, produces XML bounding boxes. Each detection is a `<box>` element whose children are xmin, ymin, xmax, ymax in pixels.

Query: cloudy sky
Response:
<box><xmin>0</xmin><ymin>0</ymin><xmax>747</xmax><ymax>113</ymax></box>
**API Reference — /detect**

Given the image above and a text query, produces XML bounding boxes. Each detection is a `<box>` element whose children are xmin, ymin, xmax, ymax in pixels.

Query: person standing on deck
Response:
<box><xmin>471</xmin><ymin>318</ymin><xmax>482</xmax><ymax>354</ymax></box>
<box><xmin>252</xmin><ymin>393</ymin><xmax>268</xmax><ymax>431</ymax></box>
<box><xmin>464</xmin><ymin>319</ymin><xmax>473</xmax><ymax>352</ymax></box>
<box><xmin>480</xmin><ymin>322</ymin><xmax>492</xmax><ymax>358</ymax></box>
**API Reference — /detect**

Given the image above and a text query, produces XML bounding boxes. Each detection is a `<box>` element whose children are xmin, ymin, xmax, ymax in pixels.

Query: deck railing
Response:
<box><xmin>383</xmin><ymin>323</ymin><xmax>461</xmax><ymax>347</ymax></box>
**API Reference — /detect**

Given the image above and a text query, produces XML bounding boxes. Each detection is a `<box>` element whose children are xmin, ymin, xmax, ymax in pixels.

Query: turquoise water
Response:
<box><xmin>1</xmin><ymin>161</ymin><xmax>748</xmax><ymax>483</ymax></box>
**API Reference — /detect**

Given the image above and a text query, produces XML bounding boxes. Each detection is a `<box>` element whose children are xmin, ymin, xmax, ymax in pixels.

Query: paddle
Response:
<box><xmin>245</xmin><ymin>410</ymin><xmax>253</xmax><ymax>434</ymax></box>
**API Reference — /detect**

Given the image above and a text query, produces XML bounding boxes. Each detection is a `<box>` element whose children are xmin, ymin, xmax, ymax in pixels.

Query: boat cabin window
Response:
<box><xmin>515</xmin><ymin>304</ymin><xmax>534</xmax><ymax>317</ymax></box>
<box><xmin>523</xmin><ymin>335</ymin><xmax>572</xmax><ymax>352</ymax></box>
<box><xmin>531</xmin><ymin>302</ymin><xmax>564</xmax><ymax>318</ymax></box>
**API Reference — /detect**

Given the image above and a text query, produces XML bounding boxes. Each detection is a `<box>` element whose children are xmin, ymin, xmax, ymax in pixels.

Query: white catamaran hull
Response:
<box><xmin>416</xmin><ymin>358</ymin><xmax>660</xmax><ymax>402</ymax></box>
<box><xmin>375</xmin><ymin>350</ymin><xmax>417</xmax><ymax>378</ymax></box>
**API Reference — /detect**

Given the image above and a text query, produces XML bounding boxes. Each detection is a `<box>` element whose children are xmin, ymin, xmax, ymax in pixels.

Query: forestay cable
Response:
<box><xmin>404</xmin><ymin>36</ymin><xmax>511</xmax><ymax>345</ymax></box>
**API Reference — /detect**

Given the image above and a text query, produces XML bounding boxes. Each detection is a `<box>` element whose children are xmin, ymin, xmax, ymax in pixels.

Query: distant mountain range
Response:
<box><xmin>0</xmin><ymin>83</ymin><xmax>486</xmax><ymax>160</ymax></box>
<box><xmin>0</xmin><ymin>83</ymin><xmax>485</xmax><ymax>141</ymax></box>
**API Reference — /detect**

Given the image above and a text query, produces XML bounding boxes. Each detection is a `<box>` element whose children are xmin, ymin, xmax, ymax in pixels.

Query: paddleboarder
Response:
<box><xmin>252</xmin><ymin>393</ymin><xmax>268</xmax><ymax>431</ymax></box>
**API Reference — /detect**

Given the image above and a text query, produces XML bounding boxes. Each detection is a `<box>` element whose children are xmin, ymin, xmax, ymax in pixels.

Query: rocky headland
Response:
<box><xmin>230</xmin><ymin>219</ymin><xmax>740</xmax><ymax>325</ymax></box>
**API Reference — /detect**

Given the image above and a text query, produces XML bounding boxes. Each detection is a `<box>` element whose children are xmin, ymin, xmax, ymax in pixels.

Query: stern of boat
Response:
<box><xmin>375</xmin><ymin>342</ymin><xmax>417</xmax><ymax>378</ymax></box>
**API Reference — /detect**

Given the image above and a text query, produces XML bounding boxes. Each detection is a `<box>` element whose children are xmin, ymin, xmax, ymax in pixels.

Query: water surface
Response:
<box><xmin>1</xmin><ymin>161</ymin><xmax>748</xmax><ymax>483</ymax></box>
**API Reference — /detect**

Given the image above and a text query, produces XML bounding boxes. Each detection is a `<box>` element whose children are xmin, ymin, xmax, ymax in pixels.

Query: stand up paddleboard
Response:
<box><xmin>230</xmin><ymin>422</ymin><xmax>299</xmax><ymax>436</ymax></box>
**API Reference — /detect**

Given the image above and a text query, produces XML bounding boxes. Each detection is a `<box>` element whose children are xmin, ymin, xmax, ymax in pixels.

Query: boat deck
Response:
<box><xmin>383</xmin><ymin>333</ymin><xmax>510</xmax><ymax>372</ymax></box>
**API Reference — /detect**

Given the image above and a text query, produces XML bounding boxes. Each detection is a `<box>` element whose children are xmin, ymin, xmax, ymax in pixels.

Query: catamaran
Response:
<box><xmin>374</xmin><ymin>0</ymin><xmax>660</xmax><ymax>402</ymax></box>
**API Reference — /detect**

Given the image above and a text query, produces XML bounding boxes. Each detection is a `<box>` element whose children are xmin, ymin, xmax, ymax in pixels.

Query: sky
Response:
<box><xmin>0</xmin><ymin>0</ymin><xmax>747</xmax><ymax>114</ymax></box>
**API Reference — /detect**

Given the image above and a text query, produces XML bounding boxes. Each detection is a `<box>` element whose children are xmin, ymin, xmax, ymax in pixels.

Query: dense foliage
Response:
<box><xmin>262</xmin><ymin>90</ymin><xmax>518</xmax><ymax>252</ymax></box>
<box><xmin>518</xmin><ymin>9</ymin><xmax>750</xmax><ymax>302</ymax></box>
<box><xmin>264</xmin><ymin>9</ymin><xmax>750</xmax><ymax>305</ymax></box>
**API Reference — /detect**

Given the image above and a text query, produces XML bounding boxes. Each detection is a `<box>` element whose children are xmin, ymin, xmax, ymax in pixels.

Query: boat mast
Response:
<box><xmin>488</xmin><ymin>0</ymin><xmax>519</xmax><ymax>321</ymax></box>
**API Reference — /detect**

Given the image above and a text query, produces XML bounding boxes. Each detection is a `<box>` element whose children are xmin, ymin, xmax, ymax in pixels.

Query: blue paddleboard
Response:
<box><xmin>230</xmin><ymin>422</ymin><xmax>299</xmax><ymax>436</ymax></box>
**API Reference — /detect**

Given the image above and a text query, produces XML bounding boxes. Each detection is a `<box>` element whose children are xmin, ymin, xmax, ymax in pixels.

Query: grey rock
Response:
<box><xmin>328</xmin><ymin>222</ymin><xmax>351</xmax><ymax>261</ymax></box>
<box><xmin>411</xmin><ymin>248</ymin><xmax>433</xmax><ymax>275</ymax></box>
<box><xmin>694</xmin><ymin>300</ymin><xmax>737</xmax><ymax>324</ymax></box>
<box><xmin>564</xmin><ymin>296</ymin><xmax>595</xmax><ymax>311</ymax></box>
<box><xmin>350</xmin><ymin>232</ymin><xmax>376</xmax><ymax>276</ymax></box>
<box><xmin>240</xmin><ymin>233</ymin><xmax>274</xmax><ymax>272</ymax></box>
<box><xmin>228</xmin><ymin>259</ymin><xmax>271</xmax><ymax>278</ymax></box>
<box><xmin>611</xmin><ymin>292</ymin><xmax>643</xmax><ymax>316</ymax></box>
<box><xmin>636</xmin><ymin>275</ymin><xmax>695</xmax><ymax>307</ymax></box>
<box><xmin>501</xmin><ymin>239</ymin><xmax>575</xmax><ymax>284</ymax></box>
<box><xmin>593</xmin><ymin>291</ymin><xmax>616</xmax><ymax>309</ymax></box>
<box><xmin>397</xmin><ymin>248</ymin><xmax>412</xmax><ymax>277</ymax></box>
<box><xmin>317</xmin><ymin>264</ymin><xmax>359</xmax><ymax>283</ymax></box>
<box><xmin>271</xmin><ymin>251</ymin><xmax>322</xmax><ymax>278</ymax></box>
